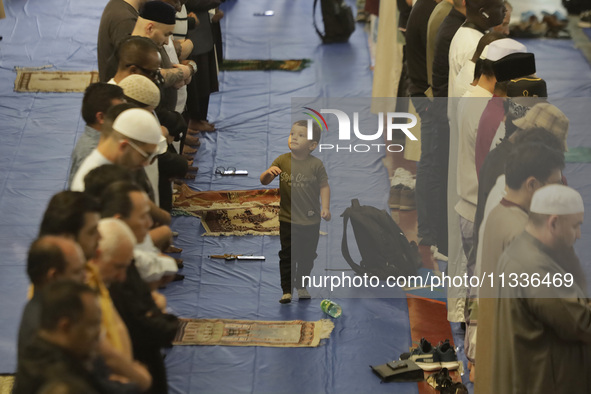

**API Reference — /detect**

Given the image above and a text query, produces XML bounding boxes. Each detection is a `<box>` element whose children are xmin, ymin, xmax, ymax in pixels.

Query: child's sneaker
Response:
<box><xmin>401</xmin><ymin>338</ymin><xmax>441</xmax><ymax>371</ymax></box>
<box><xmin>279</xmin><ymin>293</ymin><xmax>292</xmax><ymax>304</ymax></box>
<box><xmin>297</xmin><ymin>288</ymin><xmax>311</xmax><ymax>299</ymax></box>
<box><xmin>436</xmin><ymin>339</ymin><xmax>460</xmax><ymax>370</ymax></box>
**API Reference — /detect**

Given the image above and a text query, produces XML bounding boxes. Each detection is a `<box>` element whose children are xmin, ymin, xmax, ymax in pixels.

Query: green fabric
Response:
<box><xmin>565</xmin><ymin>147</ymin><xmax>591</xmax><ymax>163</ymax></box>
<box><xmin>220</xmin><ymin>59</ymin><xmax>312</xmax><ymax>72</ymax></box>
<box><xmin>271</xmin><ymin>153</ymin><xmax>328</xmax><ymax>225</ymax></box>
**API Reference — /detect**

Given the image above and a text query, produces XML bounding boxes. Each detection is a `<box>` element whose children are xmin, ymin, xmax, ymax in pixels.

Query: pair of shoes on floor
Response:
<box><xmin>389</xmin><ymin>168</ymin><xmax>416</xmax><ymax>210</ymax></box>
<box><xmin>580</xmin><ymin>10</ymin><xmax>591</xmax><ymax>28</ymax></box>
<box><xmin>400</xmin><ymin>338</ymin><xmax>460</xmax><ymax>371</ymax></box>
<box><xmin>427</xmin><ymin>368</ymin><xmax>468</xmax><ymax>393</ymax></box>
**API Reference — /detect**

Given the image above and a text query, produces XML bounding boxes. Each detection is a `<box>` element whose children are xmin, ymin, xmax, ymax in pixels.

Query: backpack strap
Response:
<box><xmin>340</xmin><ymin>207</ymin><xmax>365</xmax><ymax>276</ymax></box>
<box><xmin>313</xmin><ymin>0</ymin><xmax>326</xmax><ymax>41</ymax></box>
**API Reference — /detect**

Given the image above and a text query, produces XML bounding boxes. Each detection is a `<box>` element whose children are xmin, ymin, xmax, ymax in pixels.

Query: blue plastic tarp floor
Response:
<box><xmin>1</xmin><ymin>0</ymin><xmax>591</xmax><ymax>393</ymax></box>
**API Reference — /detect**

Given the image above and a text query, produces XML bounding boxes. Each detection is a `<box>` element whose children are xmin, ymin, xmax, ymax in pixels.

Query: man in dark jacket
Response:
<box><xmin>15</xmin><ymin>281</ymin><xmax>134</xmax><ymax>394</ymax></box>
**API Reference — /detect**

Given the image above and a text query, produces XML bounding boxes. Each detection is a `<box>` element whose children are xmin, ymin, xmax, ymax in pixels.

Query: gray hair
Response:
<box><xmin>97</xmin><ymin>218</ymin><xmax>136</xmax><ymax>262</ymax></box>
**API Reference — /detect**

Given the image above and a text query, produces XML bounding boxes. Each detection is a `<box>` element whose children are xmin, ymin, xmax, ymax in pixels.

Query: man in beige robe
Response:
<box><xmin>490</xmin><ymin>184</ymin><xmax>590</xmax><ymax>393</ymax></box>
<box><xmin>473</xmin><ymin>139</ymin><xmax>564</xmax><ymax>393</ymax></box>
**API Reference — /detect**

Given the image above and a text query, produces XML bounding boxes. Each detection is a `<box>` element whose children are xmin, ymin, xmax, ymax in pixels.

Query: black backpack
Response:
<box><xmin>341</xmin><ymin>199</ymin><xmax>421</xmax><ymax>280</ymax></box>
<box><xmin>563</xmin><ymin>0</ymin><xmax>586</xmax><ymax>14</ymax></box>
<box><xmin>313</xmin><ymin>0</ymin><xmax>355</xmax><ymax>44</ymax></box>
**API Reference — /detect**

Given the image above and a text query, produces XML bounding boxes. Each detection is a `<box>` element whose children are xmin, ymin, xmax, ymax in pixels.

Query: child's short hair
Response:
<box><xmin>293</xmin><ymin>120</ymin><xmax>322</xmax><ymax>143</ymax></box>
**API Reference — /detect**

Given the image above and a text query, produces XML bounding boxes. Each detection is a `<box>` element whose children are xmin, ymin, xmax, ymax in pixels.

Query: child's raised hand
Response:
<box><xmin>321</xmin><ymin>209</ymin><xmax>331</xmax><ymax>221</ymax></box>
<box><xmin>268</xmin><ymin>166</ymin><xmax>282</xmax><ymax>176</ymax></box>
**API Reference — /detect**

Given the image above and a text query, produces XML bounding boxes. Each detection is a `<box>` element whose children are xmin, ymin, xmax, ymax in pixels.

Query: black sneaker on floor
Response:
<box><xmin>436</xmin><ymin>339</ymin><xmax>460</xmax><ymax>370</ymax></box>
<box><xmin>402</xmin><ymin>338</ymin><xmax>441</xmax><ymax>371</ymax></box>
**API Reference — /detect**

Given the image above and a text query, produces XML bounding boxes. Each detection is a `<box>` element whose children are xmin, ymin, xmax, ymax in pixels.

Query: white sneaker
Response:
<box><xmin>390</xmin><ymin>167</ymin><xmax>415</xmax><ymax>189</ymax></box>
<box><xmin>297</xmin><ymin>288</ymin><xmax>311</xmax><ymax>299</ymax></box>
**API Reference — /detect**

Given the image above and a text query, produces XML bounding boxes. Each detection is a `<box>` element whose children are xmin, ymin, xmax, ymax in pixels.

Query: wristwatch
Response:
<box><xmin>187</xmin><ymin>60</ymin><xmax>197</xmax><ymax>75</ymax></box>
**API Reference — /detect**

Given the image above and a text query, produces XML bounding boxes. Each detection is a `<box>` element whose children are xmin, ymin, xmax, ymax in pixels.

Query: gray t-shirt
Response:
<box><xmin>68</xmin><ymin>125</ymin><xmax>101</xmax><ymax>186</ymax></box>
<box><xmin>271</xmin><ymin>153</ymin><xmax>328</xmax><ymax>226</ymax></box>
<box><xmin>97</xmin><ymin>0</ymin><xmax>138</xmax><ymax>82</ymax></box>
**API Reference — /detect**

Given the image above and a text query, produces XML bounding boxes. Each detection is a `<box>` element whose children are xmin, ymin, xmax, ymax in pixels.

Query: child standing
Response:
<box><xmin>260</xmin><ymin>120</ymin><xmax>331</xmax><ymax>303</ymax></box>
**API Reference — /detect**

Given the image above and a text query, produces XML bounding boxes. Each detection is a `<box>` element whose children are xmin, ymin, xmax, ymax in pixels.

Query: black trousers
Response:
<box><xmin>278</xmin><ymin>221</ymin><xmax>321</xmax><ymax>294</ymax></box>
<box><xmin>185</xmin><ymin>49</ymin><xmax>219</xmax><ymax>122</ymax></box>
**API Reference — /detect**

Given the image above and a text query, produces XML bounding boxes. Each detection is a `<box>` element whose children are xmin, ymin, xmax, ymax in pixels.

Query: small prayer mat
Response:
<box><xmin>0</xmin><ymin>374</ymin><xmax>15</xmax><ymax>394</ymax></box>
<box><xmin>173</xmin><ymin>318</ymin><xmax>334</xmax><ymax>347</ymax></box>
<box><xmin>15</xmin><ymin>68</ymin><xmax>99</xmax><ymax>93</ymax></box>
<box><xmin>220</xmin><ymin>59</ymin><xmax>312</xmax><ymax>72</ymax></box>
<box><xmin>173</xmin><ymin>184</ymin><xmax>280</xmax><ymax>236</ymax></box>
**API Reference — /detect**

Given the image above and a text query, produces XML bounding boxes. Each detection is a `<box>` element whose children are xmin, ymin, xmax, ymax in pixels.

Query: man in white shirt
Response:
<box><xmin>447</xmin><ymin>38</ymin><xmax>523</xmax><ymax>322</ymax></box>
<box><xmin>71</xmin><ymin>107</ymin><xmax>163</xmax><ymax>191</ymax></box>
<box><xmin>100</xmin><ymin>181</ymin><xmax>178</xmax><ymax>284</ymax></box>
<box><xmin>448</xmin><ymin>0</ymin><xmax>506</xmax><ymax>97</ymax></box>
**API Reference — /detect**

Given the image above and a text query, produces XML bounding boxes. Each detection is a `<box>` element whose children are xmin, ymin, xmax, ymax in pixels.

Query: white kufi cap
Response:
<box><xmin>481</xmin><ymin>38</ymin><xmax>527</xmax><ymax>61</ymax></box>
<box><xmin>112</xmin><ymin>108</ymin><xmax>163</xmax><ymax>145</ymax></box>
<box><xmin>530</xmin><ymin>184</ymin><xmax>584</xmax><ymax>215</ymax></box>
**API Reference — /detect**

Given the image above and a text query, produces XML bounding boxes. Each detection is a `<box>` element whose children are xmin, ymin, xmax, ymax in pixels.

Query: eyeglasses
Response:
<box><xmin>126</xmin><ymin>64</ymin><xmax>164</xmax><ymax>85</ymax></box>
<box><xmin>215</xmin><ymin>166</ymin><xmax>248</xmax><ymax>176</ymax></box>
<box><xmin>125</xmin><ymin>139</ymin><xmax>159</xmax><ymax>164</ymax></box>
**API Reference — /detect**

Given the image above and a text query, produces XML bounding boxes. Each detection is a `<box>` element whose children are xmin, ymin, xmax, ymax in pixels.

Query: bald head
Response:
<box><xmin>95</xmin><ymin>218</ymin><xmax>136</xmax><ymax>285</ymax></box>
<box><xmin>27</xmin><ymin>236</ymin><xmax>86</xmax><ymax>288</ymax></box>
<box><xmin>132</xmin><ymin>17</ymin><xmax>175</xmax><ymax>48</ymax></box>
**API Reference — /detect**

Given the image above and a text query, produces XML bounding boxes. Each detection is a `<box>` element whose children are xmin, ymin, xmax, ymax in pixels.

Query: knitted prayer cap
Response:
<box><xmin>112</xmin><ymin>108</ymin><xmax>162</xmax><ymax>145</ymax></box>
<box><xmin>140</xmin><ymin>1</ymin><xmax>176</xmax><ymax>25</ymax></box>
<box><xmin>530</xmin><ymin>185</ymin><xmax>584</xmax><ymax>215</ymax></box>
<box><xmin>119</xmin><ymin>75</ymin><xmax>161</xmax><ymax>108</ymax></box>
<box><xmin>513</xmin><ymin>102</ymin><xmax>569</xmax><ymax>151</ymax></box>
